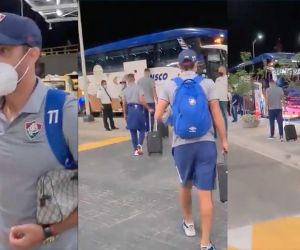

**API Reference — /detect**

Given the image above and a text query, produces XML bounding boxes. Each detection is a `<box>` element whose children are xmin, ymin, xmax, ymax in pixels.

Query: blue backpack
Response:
<box><xmin>172</xmin><ymin>76</ymin><xmax>212</xmax><ymax>139</ymax></box>
<box><xmin>44</xmin><ymin>89</ymin><xmax>77</xmax><ymax>169</ymax></box>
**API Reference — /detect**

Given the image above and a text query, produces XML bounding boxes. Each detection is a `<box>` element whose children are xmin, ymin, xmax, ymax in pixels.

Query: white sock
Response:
<box><xmin>201</xmin><ymin>243</ymin><xmax>212</xmax><ymax>249</ymax></box>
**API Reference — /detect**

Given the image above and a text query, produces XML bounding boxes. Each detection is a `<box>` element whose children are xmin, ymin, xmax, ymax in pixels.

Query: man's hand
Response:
<box><xmin>148</xmin><ymin>108</ymin><xmax>155</xmax><ymax>113</ymax></box>
<box><xmin>221</xmin><ymin>140</ymin><xmax>228</xmax><ymax>154</ymax></box>
<box><xmin>9</xmin><ymin>224</ymin><xmax>45</xmax><ymax>249</ymax></box>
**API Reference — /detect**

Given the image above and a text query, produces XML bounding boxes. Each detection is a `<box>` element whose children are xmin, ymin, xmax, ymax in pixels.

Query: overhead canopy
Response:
<box><xmin>230</xmin><ymin>52</ymin><xmax>296</xmax><ymax>72</ymax></box>
<box><xmin>24</xmin><ymin>0</ymin><xmax>78</xmax><ymax>23</ymax></box>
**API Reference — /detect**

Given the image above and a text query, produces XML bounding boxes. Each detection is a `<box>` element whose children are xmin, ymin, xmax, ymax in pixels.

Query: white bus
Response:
<box><xmin>78</xmin><ymin>28</ymin><xmax>227</xmax><ymax>114</ymax></box>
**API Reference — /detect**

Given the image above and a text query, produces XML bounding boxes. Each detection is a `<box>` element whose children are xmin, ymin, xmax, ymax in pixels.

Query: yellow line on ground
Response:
<box><xmin>252</xmin><ymin>216</ymin><xmax>300</xmax><ymax>250</ymax></box>
<box><xmin>79</xmin><ymin>136</ymin><xmax>130</xmax><ymax>152</ymax></box>
<box><xmin>228</xmin><ymin>247</ymin><xmax>239</xmax><ymax>250</ymax></box>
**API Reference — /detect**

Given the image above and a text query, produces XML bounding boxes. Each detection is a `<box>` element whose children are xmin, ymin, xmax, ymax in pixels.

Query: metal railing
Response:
<box><xmin>41</xmin><ymin>44</ymin><xmax>79</xmax><ymax>56</ymax></box>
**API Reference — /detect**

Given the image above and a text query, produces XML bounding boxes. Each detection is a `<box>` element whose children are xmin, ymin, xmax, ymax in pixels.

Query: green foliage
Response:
<box><xmin>240</xmin><ymin>52</ymin><xmax>252</xmax><ymax>62</ymax></box>
<box><xmin>229</xmin><ymin>69</ymin><xmax>252</xmax><ymax>96</ymax></box>
<box><xmin>242</xmin><ymin>114</ymin><xmax>259</xmax><ymax>123</ymax></box>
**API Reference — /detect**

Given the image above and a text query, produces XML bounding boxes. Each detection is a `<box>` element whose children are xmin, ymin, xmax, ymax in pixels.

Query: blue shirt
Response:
<box><xmin>232</xmin><ymin>94</ymin><xmax>239</xmax><ymax>106</ymax></box>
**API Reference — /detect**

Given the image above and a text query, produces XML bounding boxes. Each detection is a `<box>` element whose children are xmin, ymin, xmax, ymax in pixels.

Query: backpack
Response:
<box><xmin>172</xmin><ymin>75</ymin><xmax>212</xmax><ymax>139</ymax></box>
<box><xmin>44</xmin><ymin>89</ymin><xmax>77</xmax><ymax>169</ymax></box>
<box><xmin>36</xmin><ymin>89</ymin><xmax>77</xmax><ymax>225</ymax></box>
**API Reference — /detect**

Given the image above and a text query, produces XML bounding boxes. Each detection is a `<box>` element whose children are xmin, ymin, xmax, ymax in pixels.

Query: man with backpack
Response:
<box><xmin>0</xmin><ymin>13</ymin><xmax>77</xmax><ymax>250</ymax></box>
<box><xmin>155</xmin><ymin>49</ymin><xmax>228</xmax><ymax>250</ymax></box>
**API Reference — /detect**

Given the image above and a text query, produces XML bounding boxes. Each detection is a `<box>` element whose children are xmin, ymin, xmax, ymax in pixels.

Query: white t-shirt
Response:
<box><xmin>215</xmin><ymin>75</ymin><xmax>228</xmax><ymax>102</ymax></box>
<box><xmin>97</xmin><ymin>87</ymin><xmax>111</xmax><ymax>104</ymax></box>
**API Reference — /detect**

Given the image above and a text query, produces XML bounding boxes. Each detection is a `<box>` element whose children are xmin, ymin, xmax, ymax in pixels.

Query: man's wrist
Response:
<box><xmin>42</xmin><ymin>225</ymin><xmax>54</xmax><ymax>239</ymax></box>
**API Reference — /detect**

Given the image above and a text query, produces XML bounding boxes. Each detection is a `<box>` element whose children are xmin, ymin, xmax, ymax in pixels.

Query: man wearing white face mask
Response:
<box><xmin>0</xmin><ymin>13</ymin><xmax>78</xmax><ymax>250</ymax></box>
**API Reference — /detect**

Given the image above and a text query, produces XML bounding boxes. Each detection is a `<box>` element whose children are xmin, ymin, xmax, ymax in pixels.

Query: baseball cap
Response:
<box><xmin>0</xmin><ymin>13</ymin><xmax>42</xmax><ymax>48</ymax></box>
<box><xmin>178</xmin><ymin>49</ymin><xmax>197</xmax><ymax>64</ymax></box>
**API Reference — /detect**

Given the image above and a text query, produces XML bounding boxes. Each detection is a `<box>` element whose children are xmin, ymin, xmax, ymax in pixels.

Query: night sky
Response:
<box><xmin>228</xmin><ymin>0</ymin><xmax>300</xmax><ymax>67</ymax></box>
<box><xmin>80</xmin><ymin>0</ymin><xmax>227</xmax><ymax>48</ymax></box>
<box><xmin>0</xmin><ymin>0</ymin><xmax>78</xmax><ymax>48</ymax></box>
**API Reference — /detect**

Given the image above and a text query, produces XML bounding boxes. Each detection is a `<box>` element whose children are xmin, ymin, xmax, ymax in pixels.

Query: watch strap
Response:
<box><xmin>43</xmin><ymin>226</ymin><xmax>53</xmax><ymax>239</ymax></box>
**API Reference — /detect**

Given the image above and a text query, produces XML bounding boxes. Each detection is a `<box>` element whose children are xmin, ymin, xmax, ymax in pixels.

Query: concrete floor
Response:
<box><xmin>79</xmin><ymin>138</ymin><xmax>227</xmax><ymax>250</ymax></box>
<box><xmin>79</xmin><ymin>116</ymin><xmax>300</xmax><ymax>249</ymax></box>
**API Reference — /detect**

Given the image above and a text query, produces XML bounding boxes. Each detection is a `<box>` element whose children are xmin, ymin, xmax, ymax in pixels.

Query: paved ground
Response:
<box><xmin>229</xmin><ymin>118</ymin><xmax>300</xmax><ymax>170</ymax></box>
<box><xmin>79</xmin><ymin>136</ymin><xmax>227</xmax><ymax>250</ymax></box>
<box><xmin>228</xmin><ymin>117</ymin><xmax>300</xmax><ymax>249</ymax></box>
<box><xmin>79</xmin><ymin>116</ymin><xmax>300</xmax><ymax>250</ymax></box>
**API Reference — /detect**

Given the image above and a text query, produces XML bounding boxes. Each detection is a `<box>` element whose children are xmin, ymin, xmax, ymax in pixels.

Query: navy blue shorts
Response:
<box><xmin>172</xmin><ymin>141</ymin><xmax>217</xmax><ymax>190</ymax></box>
<box><xmin>126</xmin><ymin>104</ymin><xmax>146</xmax><ymax>131</ymax></box>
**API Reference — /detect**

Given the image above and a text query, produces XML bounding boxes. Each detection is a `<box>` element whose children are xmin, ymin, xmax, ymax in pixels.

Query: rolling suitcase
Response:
<box><xmin>217</xmin><ymin>154</ymin><xmax>228</xmax><ymax>203</ymax></box>
<box><xmin>147</xmin><ymin>113</ymin><xmax>163</xmax><ymax>156</ymax></box>
<box><xmin>284</xmin><ymin>118</ymin><xmax>297</xmax><ymax>141</ymax></box>
<box><xmin>158</xmin><ymin>121</ymin><xmax>169</xmax><ymax>138</ymax></box>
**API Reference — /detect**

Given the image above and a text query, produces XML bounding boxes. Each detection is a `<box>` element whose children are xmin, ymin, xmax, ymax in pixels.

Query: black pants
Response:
<box><xmin>102</xmin><ymin>104</ymin><xmax>115</xmax><ymax>130</ymax></box>
<box><xmin>269</xmin><ymin>109</ymin><xmax>283</xmax><ymax>137</ymax></box>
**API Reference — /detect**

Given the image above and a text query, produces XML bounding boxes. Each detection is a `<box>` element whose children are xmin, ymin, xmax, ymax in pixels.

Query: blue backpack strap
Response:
<box><xmin>193</xmin><ymin>75</ymin><xmax>203</xmax><ymax>84</ymax></box>
<box><xmin>44</xmin><ymin>89</ymin><xmax>77</xmax><ymax>169</ymax></box>
<box><xmin>173</xmin><ymin>77</ymin><xmax>184</xmax><ymax>87</ymax></box>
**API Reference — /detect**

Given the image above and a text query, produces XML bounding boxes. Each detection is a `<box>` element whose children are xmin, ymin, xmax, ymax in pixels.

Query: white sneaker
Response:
<box><xmin>137</xmin><ymin>144</ymin><xmax>143</xmax><ymax>155</ymax></box>
<box><xmin>133</xmin><ymin>150</ymin><xmax>139</xmax><ymax>156</ymax></box>
<box><xmin>200</xmin><ymin>243</ymin><xmax>216</xmax><ymax>250</ymax></box>
<box><xmin>182</xmin><ymin>221</ymin><xmax>196</xmax><ymax>237</ymax></box>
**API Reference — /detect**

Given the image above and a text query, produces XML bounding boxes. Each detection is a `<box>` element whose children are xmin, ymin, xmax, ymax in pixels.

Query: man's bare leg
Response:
<box><xmin>179</xmin><ymin>181</ymin><xmax>193</xmax><ymax>223</ymax></box>
<box><xmin>198</xmin><ymin>190</ymin><xmax>213</xmax><ymax>246</ymax></box>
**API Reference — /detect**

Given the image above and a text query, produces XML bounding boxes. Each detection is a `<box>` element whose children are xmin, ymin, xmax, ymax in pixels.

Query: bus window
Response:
<box><xmin>128</xmin><ymin>44</ymin><xmax>155</xmax><ymax>66</ymax></box>
<box><xmin>157</xmin><ymin>39</ymin><xmax>181</xmax><ymax>66</ymax></box>
<box><xmin>104</xmin><ymin>50</ymin><xmax>125</xmax><ymax>72</ymax></box>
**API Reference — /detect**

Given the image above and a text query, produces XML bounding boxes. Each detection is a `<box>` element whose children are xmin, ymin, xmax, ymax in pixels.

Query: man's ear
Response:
<box><xmin>29</xmin><ymin>47</ymin><xmax>41</xmax><ymax>64</ymax></box>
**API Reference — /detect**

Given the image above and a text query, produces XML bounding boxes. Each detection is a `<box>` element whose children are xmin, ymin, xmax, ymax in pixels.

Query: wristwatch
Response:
<box><xmin>42</xmin><ymin>225</ymin><xmax>57</xmax><ymax>244</ymax></box>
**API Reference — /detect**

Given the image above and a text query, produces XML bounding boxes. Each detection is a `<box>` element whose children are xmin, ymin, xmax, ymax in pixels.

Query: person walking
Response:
<box><xmin>97</xmin><ymin>80</ymin><xmax>118</xmax><ymax>131</ymax></box>
<box><xmin>266</xmin><ymin>80</ymin><xmax>284</xmax><ymax>141</ymax></box>
<box><xmin>215</xmin><ymin>66</ymin><xmax>228</xmax><ymax>131</ymax></box>
<box><xmin>137</xmin><ymin>68</ymin><xmax>158</xmax><ymax>131</ymax></box>
<box><xmin>0</xmin><ymin>13</ymin><xmax>77</xmax><ymax>250</ymax></box>
<box><xmin>123</xmin><ymin>74</ymin><xmax>153</xmax><ymax>156</ymax></box>
<box><xmin>231</xmin><ymin>88</ymin><xmax>239</xmax><ymax>122</ymax></box>
<box><xmin>155</xmin><ymin>49</ymin><xmax>228</xmax><ymax>250</ymax></box>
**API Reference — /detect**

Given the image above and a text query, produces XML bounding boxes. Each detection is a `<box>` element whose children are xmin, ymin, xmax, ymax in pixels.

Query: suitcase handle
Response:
<box><xmin>149</xmin><ymin>111</ymin><xmax>157</xmax><ymax>132</ymax></box>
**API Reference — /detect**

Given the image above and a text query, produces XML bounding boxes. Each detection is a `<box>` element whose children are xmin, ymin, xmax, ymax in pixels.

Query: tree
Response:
<box><xmin>240</xmin><ymin>52</ymin><xmax>252</xmax><ymax>62</ymax></box>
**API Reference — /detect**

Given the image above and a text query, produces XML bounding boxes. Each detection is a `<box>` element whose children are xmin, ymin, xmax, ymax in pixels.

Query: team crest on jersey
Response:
<box><xmin>25</xmin><ymin>121</ymin><xmax>42</xmax><ymax>140</ymax></box>
<box><xmin>0</xmin><ymin>14</ymin><xmax>6</xmax><ymax>22</ymax></box>
<box><xmin>188</xmin><ymin>98</ymin><xmax>196</xmax><ymax>106</ymax></box>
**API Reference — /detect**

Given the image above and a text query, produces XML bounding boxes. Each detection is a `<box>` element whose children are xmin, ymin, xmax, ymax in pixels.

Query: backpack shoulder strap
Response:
<box><xmin>193</xmin><ymin>75</ymin><xmax>203</xmax><ymax>84</ymax></box>
<box><xmin>44</xmin><ymin>89</ymin><xmax>77</xmax><ymax>169</ymax></box>
<box><xmin>172</xmin><ymin>77</ymin><xmax>184</xmax><ymax>87</ymax></box>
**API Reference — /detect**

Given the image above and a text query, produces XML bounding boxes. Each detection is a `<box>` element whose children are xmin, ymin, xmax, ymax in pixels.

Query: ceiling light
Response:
<box><xmin>56</xmin><ymin>9</ymin><xmax>63</xmax><ymax>16</ymax></box>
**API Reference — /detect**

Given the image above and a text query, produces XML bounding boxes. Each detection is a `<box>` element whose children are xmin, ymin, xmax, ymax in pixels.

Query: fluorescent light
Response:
<box><xmin>56</xmin><ymin>9</ymin><xmax>63</xmax><ymax>16</ymax></box>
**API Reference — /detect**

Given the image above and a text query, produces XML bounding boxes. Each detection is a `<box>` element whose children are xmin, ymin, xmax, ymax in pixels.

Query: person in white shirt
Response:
<box><xmin>97</xmin><ymin>80</ymin><xmax>118</xmax><ymax>131</ymax></box>
<box><xmin>215</xmin><ymin>66</ymin><xmax>228</xmax><ymax>131</ymax></box>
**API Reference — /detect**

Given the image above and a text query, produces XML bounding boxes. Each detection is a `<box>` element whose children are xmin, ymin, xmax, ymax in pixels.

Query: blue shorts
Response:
<box><xmin>126</xmin><ymin>104</ymin><xmax>146</xmax><ymax>131</ymax></box>
<box><xmin>172</xmin><ymin>141</ymin><xmax>217</xmax><ymax>190</ymax></box>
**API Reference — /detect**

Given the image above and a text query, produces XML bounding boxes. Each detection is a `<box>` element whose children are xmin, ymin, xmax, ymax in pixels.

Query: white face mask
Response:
<box><xmin>0</xmin><ymin>48</ymin><xmax>31</xmax><ymax>97</ymax></box>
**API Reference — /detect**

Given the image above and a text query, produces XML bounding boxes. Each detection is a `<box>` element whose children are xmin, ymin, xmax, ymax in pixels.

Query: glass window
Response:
<box><xmin>157</xmin><ymin>40</ymin><xmax>181</xmax><ymax>66</ymax></box>
<box><xmin>128</xmin><ymin>44</ymin><xmax>155</xmax><ymax>67</ymax></box>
